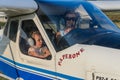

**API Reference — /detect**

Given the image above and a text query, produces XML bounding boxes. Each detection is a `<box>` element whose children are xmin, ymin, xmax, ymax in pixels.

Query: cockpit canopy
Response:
<box><xmin>36</xmin><ymin>1</ymin><xmax>120</xmax><ymax>51</ymax></box>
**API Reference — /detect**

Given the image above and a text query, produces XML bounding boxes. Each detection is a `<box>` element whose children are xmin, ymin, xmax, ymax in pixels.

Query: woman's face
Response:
<box><xmin>65</xmin><ymin>13</ymin><xmax>76</xmax><ymax>28</ymax></box>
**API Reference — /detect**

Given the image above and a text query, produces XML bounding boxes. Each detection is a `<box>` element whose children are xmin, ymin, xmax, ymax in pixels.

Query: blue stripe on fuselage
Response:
<box><xmin>0</xmin><ymin>56</ymin><xmax>84</xmax><ymax>80</ymax></box>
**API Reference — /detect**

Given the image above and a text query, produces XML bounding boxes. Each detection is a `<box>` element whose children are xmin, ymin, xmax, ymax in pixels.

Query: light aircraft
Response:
<box><xmin>0</xmin><ymin>0</ymin><xmax>120</xmax><ymax>80</ymax></box>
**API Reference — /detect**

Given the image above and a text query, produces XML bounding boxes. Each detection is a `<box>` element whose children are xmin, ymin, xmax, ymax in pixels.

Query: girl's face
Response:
<box><xmin>34</xmin><ymin>34</ymin><xmax>43</xmax><ymax>48</ymax></box>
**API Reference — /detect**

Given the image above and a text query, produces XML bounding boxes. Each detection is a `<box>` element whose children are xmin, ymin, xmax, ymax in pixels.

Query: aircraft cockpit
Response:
<box><xmin>36</xmin><ymin>1</ymin><xmax>120</xmax><ymax>51</ymax></box>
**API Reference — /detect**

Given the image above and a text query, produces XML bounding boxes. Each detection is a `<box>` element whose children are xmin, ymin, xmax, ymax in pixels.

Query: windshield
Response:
<box><xmin>37</xmin><ymin>1</ymin><xmax>120</xmax><ymax>51</ymax></box>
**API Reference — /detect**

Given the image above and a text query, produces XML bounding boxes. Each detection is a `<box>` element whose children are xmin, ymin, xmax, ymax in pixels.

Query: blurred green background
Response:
<box><xmin>105</xmin><ymin>11</ymin><xmax>120</xmax><ymax>28</ymax></box>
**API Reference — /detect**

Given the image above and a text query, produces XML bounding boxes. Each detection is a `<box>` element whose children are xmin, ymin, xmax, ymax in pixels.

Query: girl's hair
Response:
<box><xmin>31</xmin><ymin>31</ymin><xmax>41</xmax><ymax>39</ymax></box>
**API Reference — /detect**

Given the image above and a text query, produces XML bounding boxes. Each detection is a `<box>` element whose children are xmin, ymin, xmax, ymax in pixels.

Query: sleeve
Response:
<box><xmin>41</xmin><ymin>46</ymin><xmax>48</xmax><ymax>53</ymax></box>
<box><xmin>28</xmin><ymin>47</ymin><xmax>35</xmax><ymax>53</ymax></box>
<box><xmin>60</xmin><ymin>30</ymin><xmax>65</xmax><ymax>36</ymax></box>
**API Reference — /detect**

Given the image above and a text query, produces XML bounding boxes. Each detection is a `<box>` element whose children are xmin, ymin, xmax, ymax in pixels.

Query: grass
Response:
<box><xmin>0</xmin><ymin>22</ymin><xmax>6</xmax><ymax>29</ymax></box>
<box><xmin>0</xmin><ymin>76</ymin><xmax>9</xmax><ymax>80</ymax></box>
<box><xmin>104</xmin><ymin>11</ymin><xmax>120</xmax><ymax>28</ymax></box>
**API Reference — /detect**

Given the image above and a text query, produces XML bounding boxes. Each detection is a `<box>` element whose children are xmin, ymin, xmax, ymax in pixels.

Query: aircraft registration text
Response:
<box><xmin>92</xmin><ymin>72</ymin><xmax>119</xmax><ymax>80</ymax></box>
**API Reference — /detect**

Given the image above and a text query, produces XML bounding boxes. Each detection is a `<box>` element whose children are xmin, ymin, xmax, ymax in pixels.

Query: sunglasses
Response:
<box><xmin>65</xmin><ymin>17</ymin><xmax>77</xmax><ymax>21</ymax></box>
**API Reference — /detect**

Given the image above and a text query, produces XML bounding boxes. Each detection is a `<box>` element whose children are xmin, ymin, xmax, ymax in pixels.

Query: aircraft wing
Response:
<box><xmin>89</xmin><ymin>1</ymin><xmax>120</xmax><ymax>11</ymax></box>
<box><xmin>0</xmin><ymin>0</ymin><xmax>38</xmax><ymax>17</ymax></box>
